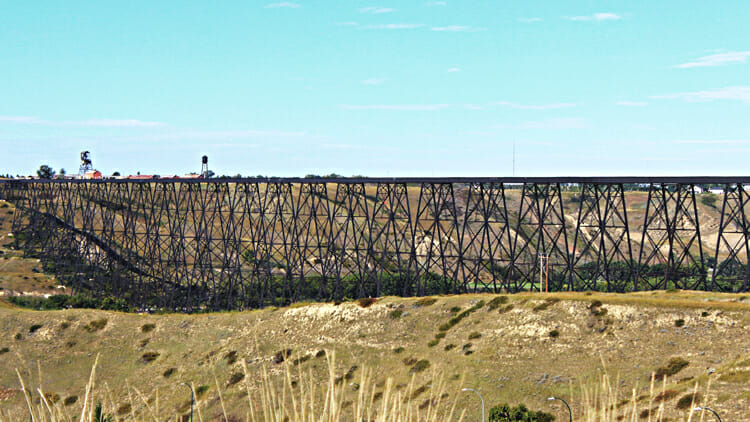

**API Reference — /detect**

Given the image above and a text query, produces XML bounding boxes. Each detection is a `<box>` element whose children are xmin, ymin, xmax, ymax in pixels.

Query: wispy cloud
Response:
<box><xmin>361</xmin><ymin>78</ymin><xmax>387</xmax><ymax>85</ymax></box>
<box><xmin>674</xmin><ymin>51</ymin><xmax>750</xmax><ymax>68</ymax></box>
<box><xmin>564</xmin><ymin>13</ymin><xmax>621</xmax><ymax>21</ymax></box>
<box><xmin>493</xmin><ymin>101</ymin><xmax>577</xmax><ymax>110</ymax></box>
<box><xmin>615</xmin><ymin>101</ymin><xmax>648</xmax><ymax>107</ymax></box>
<box><xmin>446</xmin><ymin>67</ymin><xmax>461</xmax><ymax>72</ymax></box>
<box><xmin>424</xmin><ymin>1</ymin><xmax>446</xmax><ymax>6</ymax></box>
<box><xmin>518</xmin><ymin>17</ymin><xmax>543</xmax><ymax>23</ymax></box>
<box><xmin>359</xmin><ymin>6</ymin><xmax>396</xmax><ymax>14</ymax></box>
<box><xmin>652</xmin><ymin>86</ymin><xmax>750</xmax><ymax>102</ymax></box>
<box><xmin>265</xmin><ymin>2</ymin><xmax>300</xmax><ymax>8</ymax></box>
<box><xmin>0</xmin><ymin>116</ymin><xmax>166</xmax><ymax>127</ymax></box>
<box><xmin>431</xmin><ymin>25</ymin><xmax>485</xmax><ymax>32</ymax></box>
<box><xmin>341</xmin><ymin>104</ymin><xmax>451</xmax><ymax>111</ymax></box>
<box><xmin>363</xmin><ymin>23</ymin><xmax>425</xmax><ymax>29</ymax></box>
<box><xmin>494</xmin><ymin>118</ymin><xmax>589</xmax><ymax>130</ymax></box>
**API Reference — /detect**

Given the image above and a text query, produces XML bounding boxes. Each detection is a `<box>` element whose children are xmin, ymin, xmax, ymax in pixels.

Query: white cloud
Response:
<box><xmin>493</xmin><ymin>101</ymin><xmax>577</xmax><ymax>110</ymax></box>
<box><xmin>362</xmin><ymin>78</ymin><xmax>387</xmax><ymax>85</ymax></box>
<box><xmin>265</xmin><ymin>2</ymin><xmax>300</xmax><ymax>8</ymax></box>
<box><xmin>446</xmin><ymin>67</ymin><xmax>461</xmax><ymax>72</ymax></box>
<box><xmin>0</xmin><ymin>116</ymin><xmax>166</xmax><ymax>127</ymax></box>
<box><xmin>615</xmin><ymin>101</ymin><xmax>648</xmax><ymax>107</ymax></box>
<box><xmin>494</xmin><ymin>118</ymin><xmax>589</xmax><ymax>129</ymax></box>
<box><xmin>565</xmin><ymin>13</ymin><xmax>621</xmax><ymax>21</ymax></box>
<box><xmin>518</xmin><ymin>17</ymin><xmax>543</xmax><ymax>23</ymax></box>
<box><xmin>359</xmin><ymin>7</ymin><xmax>396</xmax><ymax>14</ymax></box>
<box><xmin>341</xmin><ymin>104</ymin><xmax>451</xmax><ymax>111</ymax></box>
<box><xmin>425</xmin><ymin>1</ymin><xmax>446</xmax><ymax>6</ymax></box>
<box><xmin>652</xmin><ymin>86</ymin><xmax>750</xmax><ymax>102</ymax></box>
<box><xmin>674</xmin><ymin>51</ymin><xmax>750</xmax><ymax>68</ymax></box>
<box><xmin>431</xmin><ymin>25</ymin><xmax>485</xmax><ymax>32</ymax></box>
<box><xmin>363</xmin><ymin>23</ymin><xmax>425</xmax><ymax>29</ymax></box>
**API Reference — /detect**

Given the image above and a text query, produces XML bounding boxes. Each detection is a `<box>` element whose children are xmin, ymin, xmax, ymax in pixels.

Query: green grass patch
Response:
<box><xmin>486</xmin><ymin>295</ymin><xmax>508</xmax><ymax>310</ymax></box>
<box><xmin>438</xmin><ymin>300</ymin><xmax>485</xmax><ymax>332</ymax></box>
<box><xmin>83</xmin><ymin>318</ymin><xmax>108</xmax><ymax>332</ymax></box>
<box><xmin>655</xmin><ymin>357</ymin><xmax>689</xmax><ymax>380</ymax></box>
<box><xmin>389</xmin><ymin>309</ymin><xmax>403</xmax><ymax>319</ymax></box>
<box><xmin>409</xmin><ymin>360</ymin><xmax>430</xmax><ymax>374</ymax></box>
<box><xmin>414</xmin><ymin>297</ymin><xmax>438</xmax><ymax>307</ymax></box>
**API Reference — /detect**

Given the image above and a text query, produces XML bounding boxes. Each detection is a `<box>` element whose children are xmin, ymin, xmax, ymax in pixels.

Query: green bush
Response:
<box><xmin>0</xmin><ymin>347</ymin><xmax>9</xmax><ymax>354</ymax></box>
<box><xmin>675</xmin><ymin>392</ymin><xmax>702</xmax><ymax>410</ymax></box>
<box><xmin>487</xmin><ymin>296</ymin><xmax>509</xmax><ymax>310</ymax></box>
<box><xmin>489</xmin><ymin>403</ymin><xmax>555</xmax><ymax>422</ymax></box>
<box><xmin>140</xmin><ymin>323</ymin><xmax>156</xmax><ymax>333</ymax></box>
<box><xmin>29</xmin><ymin>324</ymin><xmax>43</xmax><ymax>333</ymax></box>
<box><xmin>468</xmin><ymin>332</ymin><xmax>482</xmax><ymax>340</ymax></box>
<box><xmin>655</xmin><ymin>357</ymin><xmax>689</xmax><ymax>380</ymax></box>
<box><xmin>409</xmin><ymin>359</ymin><xmax>430</xmax><ymax>374</ymax></box>
<box><xmin>389</xmin><ymin>309</ymin><xmax>403</xmax><ymax>319</ymax></box>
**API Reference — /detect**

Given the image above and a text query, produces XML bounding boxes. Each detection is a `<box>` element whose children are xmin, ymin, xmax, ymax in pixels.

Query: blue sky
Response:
<box><xmin>1</xmin><ymin>1</ymin><xmax>749</xmax><ymax>177</ymax></box>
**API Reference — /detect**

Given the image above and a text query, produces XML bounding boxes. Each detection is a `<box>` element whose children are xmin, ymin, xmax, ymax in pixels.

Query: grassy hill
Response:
<box><xmin>2</xmin><ymin>291</ymin><xmax>750</xmax><ymax>420</ymax></box>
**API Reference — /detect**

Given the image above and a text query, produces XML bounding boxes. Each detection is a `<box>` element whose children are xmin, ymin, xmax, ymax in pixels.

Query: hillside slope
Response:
<box><xmin>2</xmin><ymin>291</ymin><xmax>750</xmax><ymax>420</ymax></box>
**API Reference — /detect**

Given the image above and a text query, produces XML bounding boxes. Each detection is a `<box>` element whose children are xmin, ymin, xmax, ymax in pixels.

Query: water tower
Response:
<box><xmin>79</xmin><ymin>151</ymin><xmax>93</xmax><ymax>178</ymax></box>
<box><xmin>201</xmin><ymin>155</ymin><xmax>209</xmax><ymax>178</ymax></box>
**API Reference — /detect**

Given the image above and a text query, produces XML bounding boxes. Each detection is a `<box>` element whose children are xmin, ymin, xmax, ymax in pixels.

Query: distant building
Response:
<box><xmin>127</xmin><ymin>174</ymin><xmax>159</xmax><ymax>180</ymax></box>
<box><xmin>692</xmin><ymin>185</ymin><xmax>704</xmax><ymax>194</ymax></box>
<box><xmin>708</xmin><ymin>187</ymin><xmax>724</xmax><ymax>195</ymax></box>
<box><xmin>83</xmin><ymin>170</ymin><xmax>102</xmax><ymax>180</ymax></box>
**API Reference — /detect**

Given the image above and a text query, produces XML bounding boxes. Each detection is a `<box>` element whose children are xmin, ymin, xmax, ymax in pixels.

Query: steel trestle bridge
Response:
<box><xmin>2</xmin><ymin>176</ymin><xmax>750</xmax><ymax>310</ymax></box>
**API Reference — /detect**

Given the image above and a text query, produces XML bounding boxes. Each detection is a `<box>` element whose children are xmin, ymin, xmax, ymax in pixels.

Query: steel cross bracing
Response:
<box><xmin>2</xmin><ymin>177</ymin><xmax>750</xmax><ymax>310</ymax></box>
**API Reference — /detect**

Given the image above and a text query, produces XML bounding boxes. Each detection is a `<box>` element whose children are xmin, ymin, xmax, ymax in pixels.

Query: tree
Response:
<box><xmin>205</xmin><ymin>170</ymin><xmax>215</xmax><ymax>178</ymax></box>
<box><xmin>36</xmin><ymin>165</ymin><xmax>55</xmax><ymax>179</ymax></box>
<box><xmin>59</xmin><ymin>168</ymin><xmax>66</xmax><ymax>176</ymax></box>
<box><xmin>112</xmin><ymin>171</ymin><xmax>121</xmax><ymax>177</ymax></box>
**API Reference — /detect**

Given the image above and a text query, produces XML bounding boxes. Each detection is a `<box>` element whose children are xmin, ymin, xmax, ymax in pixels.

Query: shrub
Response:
<box><xmin>415</xmin><ymin>297</ymin><xmax>438</xmax><ymax>307</ymax></box>
<box><xmin>449</xmin><ymin>306</ymin><xmax>462</xmax><ymax>313</ymax></box>
<box><xmin>498</xmin><ymin>304</ymin><xmax>514</xmax><ymax>314</ymax></box>
<box><xmin>0</xmin><ymin>347</ymin><xmax>9</xmax><ymax>354</ymax></box>
<box><xmin>29</xmin><ymin>324</ymin><xmax>43</xmax><ymax>333</ymax></box>
<box><xmin>389</xmin><ymin>309</ymin><xmax>403</xmax><ymax>319</ymax></box>
<box><xmin>63</xmin><ymin>396</ymin><xmax>78</xmax><ymax>406</ymax></box>
<box><xmin>224</xmin><ymin>350</ymin><xmax>238</xmax><ymax>365</ymax></box>
<box><xmin>489</xmin><ymin>403</ymin><xmax>555</xmax><ymax>422</ymax></box>
<box><xmin>116</xmin><ymin>403</ymin><xmax>132</xmax><ymax>415</ymax></box>
<box><xmin>59</xmin><ymin>322</ymin><xmax>70</xmax><ymax>330</ymax></box>
<box><xmin>393</xmin><ymin>347</ymin><xmax>405</xmax><ymax>354</ymax></box>
<box><xmin>701</xmin><ymin>311</ymin><xmax>710</xmax><ymax>317</ymax></box>
<box><xmin>444</xmin><ymin>344</ymin><xmax>456</xmax><ymax>351</ymax></box>
<box><xmin>654</xmin><ymin>389</ymin><xmax>679</xmax><ymax>402</ymax></box>
<box><xmin>140</xmin><ymin>352</ymin><xmax>160</xmax><ymax>363</ymax></box>
<box><xmin>468</xmin><ymin>332</ymin><xmax>482</xmax><ymax>340</ymax></box>
<box><xmin>486</xmin><ymin>296</ymin><xmax>508</xmax><ymax>310</ymax></box>
<box><xmin>435</xmin><ymin>332</ymin><xmax>446</xmax><ymax>339</ymax></box>
<box><xmin>674</xmin><ymin>319</ymin><xmax>685</xmax><ymax>327</ymax></box>
<box><xmin>357</xmin><ymin>297</ymin><xmax>377</xmax><ymax>308</ymax></box>
<box><xmin>655</xmin><ymin>357</ymin><xmax>689</xmax><ymax>380</ymax></box>
<box><xmin>315</xmin><ymin>350</ymin><xmax>326</xmax><ymax>358</ymax></box>
<box><xmin>409</xmin><ymin>360</ymin><xmax>430</xmax><ymax>374</ymax></box>
<box><xmin>44</xmin><ymin>392</ymin><xmax>60</xmax><ymax>404</ymax></box>
<box><xmin>438</xmin><ymin>300</ymin><xmax>485</xmax><ymax>332</ymax></box>
<box><xmin>533</xmin><ymin>298</ymin><xmax>559</xmax><ymax>312</ymax></box>
<box><xmin>163</xmin><ymin>367</ymin><xmax>177</xmax><ymax>378</ymax></box>
<box><xmin>675</xmin><ymin>392</ymin><xmax>702</xmax><ymax>410</ymax></box>
<box><xmin>549</xmin><ymin>329</ymin><xmax>560</xmax><ymax>338</ymax></box>
<box><xmin>140</xmin><ymin>323</ymin><xmax>156</xmax><ymax>333</ymax></box>
<box><xmin>14</xmin><ymin>333</ymin><xmax>21</xmax><ymax>340</ymax></box>
<box><xmin>402</xmin><ymin>357</ymin><xmax>417</xmax><ymax>366</ymax></box>
<box><xmin>195</xmin><ymin>385</ymin><xmax>210</xmax><ymax>398</ymax></box>
<box><xmin>227</xmin><ymin>371</ymin><xmax>245</xmax><ymax>386</ymax></box>
<box><xmin>427</xmin><ymin>339</ymin><xmax>439</xmax><ymax>347</ymax></box>
<box><xmin>272</xmin><ymin>349</ymin><xmax>292</xmax><ymax>364</ymax></box>
<box><xmin>83</xmin><ymin>318</ymin><xmax>108</xmax><ymax>332</ymax></box>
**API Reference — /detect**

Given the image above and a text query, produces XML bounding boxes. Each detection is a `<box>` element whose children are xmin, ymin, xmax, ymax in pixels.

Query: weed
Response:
<box><xmin>357</xmin><ymin>297</ymin><xmax>378</xmax><ymax>308</ymax></box>
<box><xmin>674</xmin><ymin>319</ymin><xmax>685</xmax><ymax>327</ymax></box>
<box><xmin>393</xmin><ymin>346</ymin><xmax>405</xmax><ymax>354</ymax></box>
<box><xmin>29</xmin><ymin>324</ymin><xmax>43</xmax><ymax>333</ymax></box>
<box><xmin>0</xmin><ymin>347</ymin><xmax>8</xmax><ymax>354</ymax></box>
<box><xmin>549</xmin><ymin>329</ymin><xmax>560</xmax><ymax>338</ymax></box>
<box><xmin>468</xmin><ymin>331</ymin><xmax>482</xmax><ymax>340</ymax></box>
<box><xmin>655</xmin><ymin>357</ymin><xmax>689</xmax><ymax>380</ymax></box>
<box><xmin>409</xmin><ymin>359</ymin><xmax>430</xmax><ymax>374</ymax></box>
<box><xmin>63</xmin><ymin>396</ymin><xmax>78</xmax><ymax>406</ymax></box>
<box><xmin>675</xmin><ymin>392</ymin><xmax>702</xmax><ymax>410</ymax></box>
<box><xmin>140</xmin><ymin>323</ymin><xmax>156</xmax><ymax>333</ymax></box>
<box><xmin>228</xmin><ymin>371</ymin><xmax>245</xmax><ymax>386</ymax></box>
<box><xmin>389</xmin><ymin>309</ymin><xmax>403</xmax><ymax>319</ymax></box>
<box><xmin>140</xmin><ymin>351</ymin><xmax>160</xmax><ymax>363</ymax></box>
<box><xmin>163</xmin><ymin>367</ymin><xmax>177</xmax><ymax>378</ymax></box>
<box><xmin>486</xmin><ymin>296</ymin><xmax>508</xmax><ymax>310</ymax></box>
<box><xmin>224</xmin><ymin>350</ymin><xmax>238</xmax><ymax>365</ymax></box>
<box><xmin>415</xmin><ymin>297</ymin><xmax>438</xmax><ymax>307</ymax></box>
<box><xmin>273</xmin><ymin>349</ymin><xmax>293</xmax><ymax>364</ymax></box>
<box><xmin>444</xmin><ymin>344</ymin><xmax>456</xmax><ymax>351</ymax></box>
